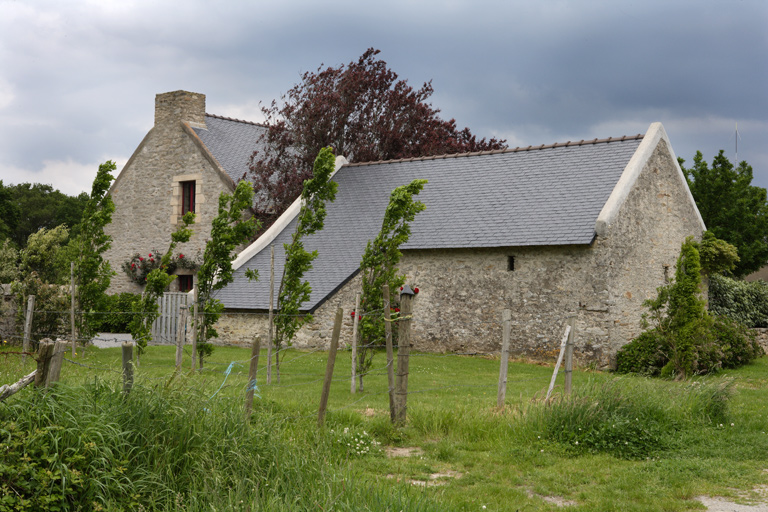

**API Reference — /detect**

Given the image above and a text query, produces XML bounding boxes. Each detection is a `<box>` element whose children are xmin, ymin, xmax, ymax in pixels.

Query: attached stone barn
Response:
<box><xmin>214</xmin><ymin>122</ymin><xmax>705</xmax><ymax>367</ymax></box>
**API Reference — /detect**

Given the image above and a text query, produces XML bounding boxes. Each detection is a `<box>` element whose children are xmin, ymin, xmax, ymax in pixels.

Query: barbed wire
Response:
<box><xmin>63</xmin><ymin>357</ymin><xmax>122</xmax><ymax>374</ymax></box>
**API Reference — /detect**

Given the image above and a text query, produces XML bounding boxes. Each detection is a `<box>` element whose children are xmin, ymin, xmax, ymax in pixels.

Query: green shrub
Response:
<box><xmin>709</xmin><ymin>273</ymin><xmax>768</xmax><ymax>327</ymax></box>
<box><xmin>618</xmin><ymin>315</ymin><xmax>761</xmax><ymax>377</ymax></box>
<box><xmin>711</xmin><ymin>315</ymin><xmax>764</xmax><ymax>368</ymax></box>
<box><xmin>93</xmin><ymin>292</ymin><xmax>140</xmax><ymax>332</ymax></box>
<box><xmin>618</xmin><ymin>238</ymin><xmax>763</xmax><ymax>378</ymax></box>
<box><xmin>616</xmin><ymin>330</ymin><xmax>666</xmax><ymax>376</ymax></box>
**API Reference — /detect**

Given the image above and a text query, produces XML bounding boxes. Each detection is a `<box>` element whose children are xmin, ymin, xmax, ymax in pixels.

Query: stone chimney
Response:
<box><xmin>154</xmin><ymin>90</ymin><xmax>206</xmax><ymax>128</ymax></box>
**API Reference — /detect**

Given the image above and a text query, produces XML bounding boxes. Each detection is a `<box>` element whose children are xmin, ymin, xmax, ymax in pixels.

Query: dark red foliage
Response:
<box><xmin>248</xmin><ymin>48</ymin><xmax>506</xmax><ymax>233</ymax></box>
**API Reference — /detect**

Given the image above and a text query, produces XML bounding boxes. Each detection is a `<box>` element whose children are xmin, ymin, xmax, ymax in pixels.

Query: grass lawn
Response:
<box><xmin>2</xmin><ymin>342</ymin><xmax>768</xmax><ymax>511</ymax></box>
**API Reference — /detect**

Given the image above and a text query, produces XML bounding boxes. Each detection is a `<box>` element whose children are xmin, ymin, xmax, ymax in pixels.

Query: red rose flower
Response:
<box><xmin>139</xmin><ymin>257</ymin><xmax>144</xmax><ymax>261</ymax></box>
<box><xmin>149</xmin><ymin>253</ymin><xmax>152</xmax><ymax>257</ymax></box>
<box><xmin>414</xmin><ymin>287</ymin><xmax>419</xmax><ymax>294</ymax></box>
<box><xmin>179</xmin><ymin>254</ymin><xmax>184</xmax><ymax>259</ymax></box>
<box><xmin>400</xmin><ymin>286</ymin><xmax>403</xmax><ymax>291</ymax></box>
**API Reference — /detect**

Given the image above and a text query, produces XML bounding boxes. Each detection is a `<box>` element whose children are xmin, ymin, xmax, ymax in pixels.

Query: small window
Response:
<box><xmin>178</xmin><ymin>275</ymin><xmax>194</xmax><ymax>293</ymax></box>
<box><xmin>181</xmin><ymin>181</ymin><xmax>196</xmax><ymax>214</ymax></box>
<box><xmin>507</xmin><ymin>256</ymin><xmax>515</xmax><ymax>271</ymax></box>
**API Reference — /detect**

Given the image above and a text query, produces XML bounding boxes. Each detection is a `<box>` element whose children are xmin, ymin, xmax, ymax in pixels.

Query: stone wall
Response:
<box><xmin>104</xmin><ymin>91</ymin><xmax>234</xmax><ymax>294</ymax></box>
<box><xmin>0</xmin><ymin>284</ymin><xmax>16</xmax><ymax>343</ymax></box>
<box><xmin>751</xmin><ymin>328</ymin><xmax>768</xmax><ymax>354</ymax></box>
<box><xmin>213</xmin><ymin>274</ymin><xmax>364</xmax><ymax>350</ymax></box>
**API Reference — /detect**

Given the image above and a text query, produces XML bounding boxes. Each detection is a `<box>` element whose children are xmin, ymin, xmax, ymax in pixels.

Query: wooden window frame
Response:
<box><xmin>181</xmin><ymin>180</ymin><xmax>196</xmax><ymax>214</ymax></box>
<box><xmin>177</xmin><ymin>274</ymin><xmax>194</xmax><ymax>293</ymax></box>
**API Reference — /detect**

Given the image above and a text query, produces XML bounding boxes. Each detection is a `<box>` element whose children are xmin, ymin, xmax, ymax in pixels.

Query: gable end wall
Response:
<box><xmin>105</xmin><ymin>122</ymin><xmax>235</xmax><ymax>294</ymax></box>
<box><xmin>595</xmin><ymin>137</ymin><xmax>704</xmax><ymax>359</ymax></box>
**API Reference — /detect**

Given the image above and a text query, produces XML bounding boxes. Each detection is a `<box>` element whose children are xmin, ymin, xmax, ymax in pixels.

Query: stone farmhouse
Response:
<box><xmin>213</xmin><ymin>122</ymin><xmax>705</xmax><ymax>367</ymax></box>
<box><xmin>104</xmin><ymin>90</ymin><xmax>266</xmax><ymax>294</ymax></box>
<box><xmin>105</xmin><ymin>90</ymin><xmax>704</xmax><ymax>366</ymax></box>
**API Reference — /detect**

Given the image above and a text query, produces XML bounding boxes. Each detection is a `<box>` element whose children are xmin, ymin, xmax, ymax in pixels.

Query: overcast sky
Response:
<box><xmin>0</xmin><ymin>0</ymin><xmax>766</xmax><ymax>196</ymax></box>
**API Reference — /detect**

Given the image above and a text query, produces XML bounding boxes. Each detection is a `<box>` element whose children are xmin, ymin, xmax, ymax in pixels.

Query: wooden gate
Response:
<box><xmin>151</xmin><ymin>292</ymin><xmax>189</xmax><ymax>344</ymax></box>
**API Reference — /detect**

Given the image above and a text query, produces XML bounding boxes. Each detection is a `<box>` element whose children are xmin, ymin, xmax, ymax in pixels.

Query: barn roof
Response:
<box><xmin>214</xmin><ymin>132</ymin><xmax>646</xmax><ymax>311</ymax></box>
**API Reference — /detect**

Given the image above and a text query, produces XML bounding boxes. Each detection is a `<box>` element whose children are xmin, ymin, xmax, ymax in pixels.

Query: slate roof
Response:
<box><xmin>214</xmin><ymin>135</ymin><xmax>644</xmax><ymax>311</ymax></box>
<box><xmin>192</xmin><ymin>114</ymin><xmax>267</xmax><ymax>184</ymax></box>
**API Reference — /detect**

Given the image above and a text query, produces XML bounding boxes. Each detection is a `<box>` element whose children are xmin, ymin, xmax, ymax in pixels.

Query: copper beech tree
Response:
<box><xmin>248</xmin><ymin>48</ymin><xmax>506</xmax><ymax>231</ymax></box>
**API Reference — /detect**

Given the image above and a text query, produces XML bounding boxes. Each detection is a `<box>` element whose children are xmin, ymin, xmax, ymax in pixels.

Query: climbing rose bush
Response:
<box><xmin>122</xmin><ymin>250</ymin><xmax>199</xmax><ymax>284</ymax></box>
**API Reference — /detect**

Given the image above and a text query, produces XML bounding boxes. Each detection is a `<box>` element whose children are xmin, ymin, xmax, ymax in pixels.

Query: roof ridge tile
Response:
<box><xmin>345</xmin><ymin>133</ymin><xmax>644</xmax><ymax>167</ymax></box>
<box><xmin>205</xmin><ymin>113</ymin><xmax>265</xmax><ymax>127</ymax></box>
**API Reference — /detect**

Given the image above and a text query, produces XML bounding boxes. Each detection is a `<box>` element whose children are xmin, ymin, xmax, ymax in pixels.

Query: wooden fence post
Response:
<box><xmin>245</xmin><ymin>335</ymin><xmax>261</xmax><ymax>417</ymax></box>
<box><xmin>351</xmin><ymin>293</ymin><xmax>360</xmax><ymax>394</ymax></box>
<box><xmin>318</xmin><ymin>307</ymin><xmax>343</xmax><ymax>428</ymax></box>
<box><xmin>383</xmin><ymin>284</ymin><xmax>396</xmax><ymax>422</ymax></box>
<box><xmin>497</xmin><ymin>309</ymin><xmax>512</xmax><ymax>409</ymax></box>
<box><xmin>122</xmin><ymin>342</ymin><xmax>134</xmax><ymax>394</ymax></box>
<box><xmin>564</xmin><ymin>317</ymin><xmax>576</xmax><ymax>395</ymax></box>
<box><xmin>394</xmin><ymin>286</ymin><xmax>414</xmax><ymax>425</ymax></box>
<box><xmin>545</xmin><ymin>324</ymin><xmax>572</xmax><ymax>401</ymax></box>
<box><xmin>267</xmin><ymin>244</ymin><xmax>274</xmax><ymax>385</ymax></box>
<box><xmin>34</xmin><ymin>339</ymin><xmax>55</xmax><ymax>388</ymax></box>
<box><xmin>22</xmin><ymin>295</ymin><xmax>35</xmax><ymax>365</ymax></box>
<box><xmin>191</xmin><ymin>285</ymin><xmax>198</xmax><ymax>371</ymax></box>
<box><xmin>46</xmin><ymin>340</ymin><xmax>68</xmax><ymax>387</ymax></box>
<box><xmin>70</xmin><ymin>262</ymin><xmax>77</xmax><ymax>357</ymax></box>
<box><xmin>176</xmin><ymin>305</ymin><xmax>187</xmax><ymax>371</ymax></box>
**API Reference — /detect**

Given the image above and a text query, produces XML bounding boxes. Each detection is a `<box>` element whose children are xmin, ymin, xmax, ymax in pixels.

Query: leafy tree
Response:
<box><xmin>7</xmin><ymin>182</ymin><xmax>88</xmax><ymax>248</ymax></box>
<box><xmin>8</xmin><ymin>226</ymin><xmax>71</xmax><ymax>346</ymax></box>
<box><xmin>129</xmin><ymin>212</ymin><xmax>195</xmax><ymax>357</ymax></box>
<box><xmin>11</xmin><ymin>272</ymin><xmax>70</xmax><ymax>345</ymax></box>
<box><xmin>71</xmin><ymin>161</ymin><xmax>117</xmax><ymax>342</ymax></box>
<box><xmin>19</xmin><ymin>225</ymin><xmax>70</xmax><ymax>284</ymax></box>
<box><xmin>692</xmin><ymin>230</ymin><xmax>739</xmax><ymax>276</ymax></box>
<box><xmin>268</xmin><ymin>147</ymin><xmax>338</xmax><ymax>379</ymax></box>
<box><xmin>680</xmin><ymin>151</ymin><xmax>768</xmax><ymax>277</ymax></box>
<box><xmin>249</xmin><ymin>48</ymin><xmax>505</xmax><ymax>231</ymax></box>
<box><xmin>0</xmin><ymin>180</ymin><xmax>19</xmax><ymax>242</ymax></box>
<box><xmin>357</xmin><ymin>179</ymin><xmax>427</xmax><ymax>389</ymax></box>
<box><xmin>0</xmin><ymin>240</ymin><xmax>19</xmax><ymax>283</ymax></box>
<box><xmin>195</xmin><ymin>181</ymin><xmax>260</xmax><ymax>366</ymax></box>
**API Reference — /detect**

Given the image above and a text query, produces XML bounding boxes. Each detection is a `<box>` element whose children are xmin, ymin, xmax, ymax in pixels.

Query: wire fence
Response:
<box><xmin>1</xmin><ymin>343</ymin><xmax>561</xmax><ymax>424</ymax></box>
<box><xmin>2</xmin><ymin>304</ymin><xmax>574</xmax><ymax>424</ymax></box>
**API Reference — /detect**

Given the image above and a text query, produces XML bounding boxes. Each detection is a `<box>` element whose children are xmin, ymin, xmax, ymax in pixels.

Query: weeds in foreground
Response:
<box><xmin>0</xmin><ymin>378</ymin><xmax>442</xmax><ymax>512</ymax></box>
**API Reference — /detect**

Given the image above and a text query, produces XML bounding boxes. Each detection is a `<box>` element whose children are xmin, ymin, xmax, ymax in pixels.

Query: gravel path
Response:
<box><xmin>698</xmin><ymin>496</ymin><xmax>768</xmax><ymax>512</ymax></box>
<box><xmin>90</xmin><ymin>333</ymin><xmax>134</xmax><ymax>348</ymax></box>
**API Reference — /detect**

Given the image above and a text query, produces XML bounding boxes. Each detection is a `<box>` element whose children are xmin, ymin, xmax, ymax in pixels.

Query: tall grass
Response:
<box><xmin>0</xmin><ymin>377</ymin><xmax>447</xmax><ymax>512</ymax></box>
<box><xmin>523</xmin><ymin>378</ymin><xmax>733</xmax><ymax>459</ymax></box>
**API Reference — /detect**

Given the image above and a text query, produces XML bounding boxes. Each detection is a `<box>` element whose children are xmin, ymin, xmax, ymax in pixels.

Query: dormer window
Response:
<box><xmin>182</xmin><ymin>181</ymin><xmax>196</xmax><ymax>214</ymax></box>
